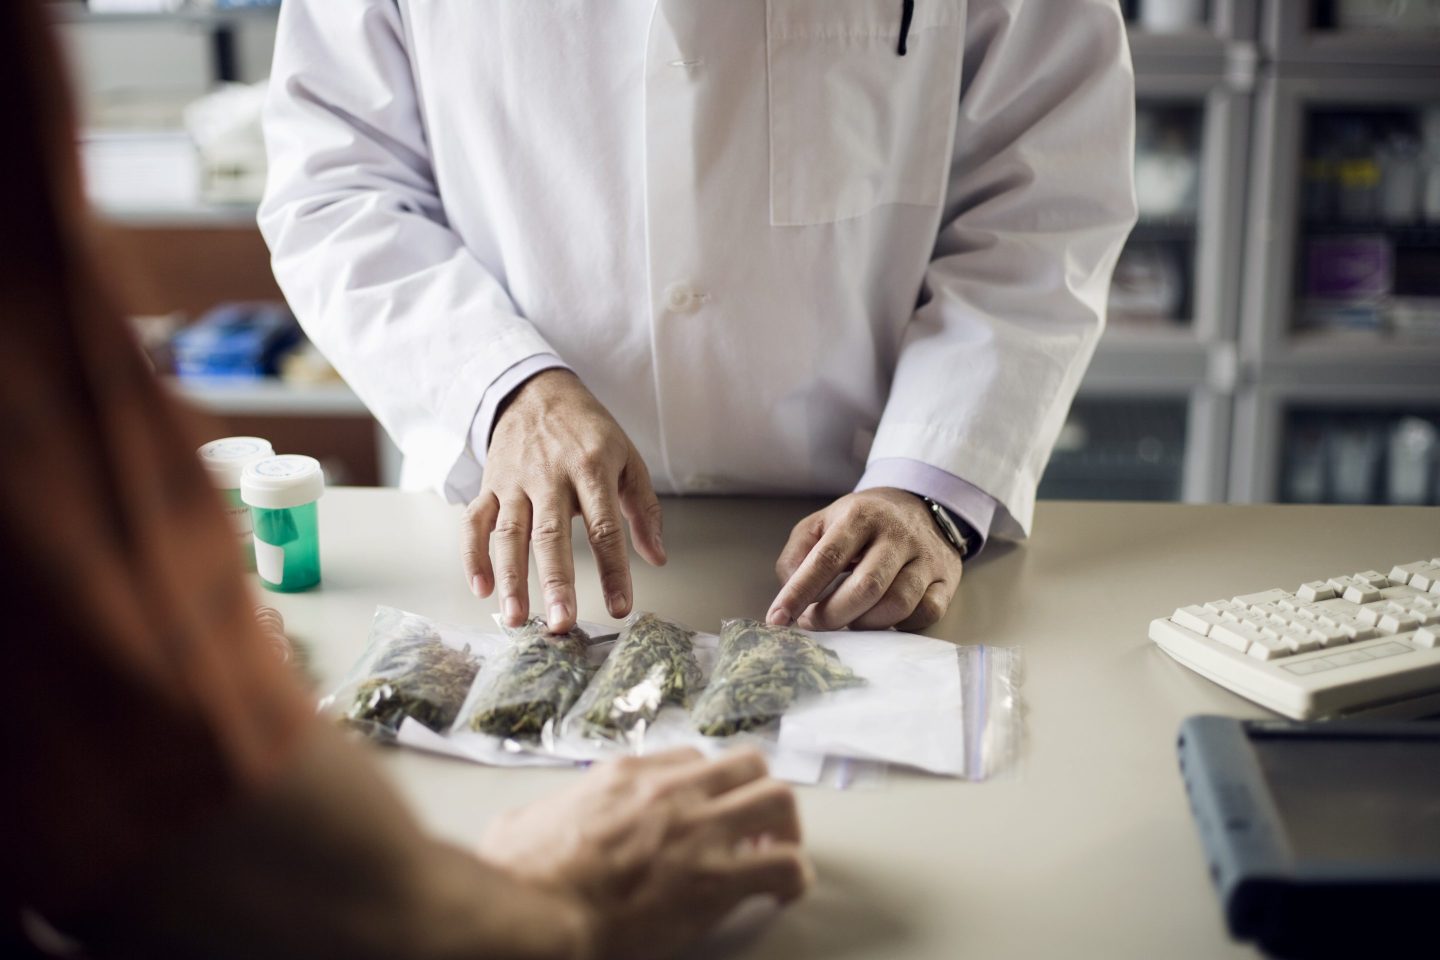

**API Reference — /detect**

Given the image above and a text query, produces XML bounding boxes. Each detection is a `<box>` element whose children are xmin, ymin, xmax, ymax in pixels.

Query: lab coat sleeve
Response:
<box><xmin>258</xmin><ymin>1</ymin><xmax>556</xmax><ymax>501</ymax></box>
<box><xmin>867</xmin><ymin>0</ymin><xmax>1138</xmax><ymax>539</ymax></box>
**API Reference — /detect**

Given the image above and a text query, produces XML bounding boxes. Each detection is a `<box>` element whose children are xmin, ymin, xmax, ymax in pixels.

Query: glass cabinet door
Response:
<box><xmin>1039</xmin><ymin>398</ymin><xmax>1191</xmax><ymax>501</ymax></box>
<box><xmin>1297</xmin><ymin>103</ymin><xmax>1440</xmax><ymax>342</ymax></box>
<box><xmin>1112</xmin><ymin>102</ymin><xmax>1208</xmax><ymax>331</ymax></box>
<box><xmin>1282</xmin><ymin>406</ymin><xmax>1440</xmax><ymax>505</ymax></box>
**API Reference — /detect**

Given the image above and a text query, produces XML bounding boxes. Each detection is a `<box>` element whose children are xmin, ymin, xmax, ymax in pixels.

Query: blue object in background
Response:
<box><xmin>172</xmin><ymin>302</ymin><xmax>302</xmax><ymax>381</ymax></box>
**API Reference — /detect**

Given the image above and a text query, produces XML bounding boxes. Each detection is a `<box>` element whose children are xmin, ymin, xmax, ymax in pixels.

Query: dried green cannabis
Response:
<box><xmin>345</xmin><ymin>625</ymin><xmax>482</xmax><ymax>738</ymax></box>
<box><xmin>567</xmin><ymin>613</ymin><xmax>703</xmax><ymax>742</ymax></box>
<box><xmin>463</xmin><ymin>619</ymin><xmax>593</xmax><ymax>739</ymax></box>
<box><xmin>692</xmin><ymin>619</ymin><xmax>864</xmax><ymax>737</ymax></box>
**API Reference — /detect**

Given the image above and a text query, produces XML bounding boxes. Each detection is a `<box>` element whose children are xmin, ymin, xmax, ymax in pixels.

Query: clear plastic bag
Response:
<box><xmin>778</xmin><ymin>636</ymin><xmax>1024</xmax><ymax>780</ymax></box>
<box><xmin>690</xmin><ymin>619</ymin><xmax>865</xmax><ymax>737</ymax></box>
<box><xmin>455</xmin><ymin>618</ymin><xmax>594</xmax><ymax>744</ymax></box>
<box><xmin>324</xmin><ymin>607</ymin><xmax>486</xmax><ymax>741</ymax></box>
<box><xmin>563</xmin><ymin>611</ymin><xmax>704</xmax><ymax>746</ymax></box>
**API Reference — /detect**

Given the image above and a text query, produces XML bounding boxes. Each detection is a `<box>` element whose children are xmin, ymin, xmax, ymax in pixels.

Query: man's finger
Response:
<box><xmin>618</xmin><ymin>451</ymin><xmax>666</xmax><ymax>567</ymax></box>
<box><xmin>462</xmin><ymin>492</ymin><xmax>499</xmax><ymax>598</ymax></box>
<box><xmin>895</xmin><ymin>578</ymin><xmax>956</xmax><ymax>632</ymax></box>
<box><xmin>671</xmin><ymin>748</ymin><xmax>769</xmax><ymax>799</ymax></box>
<box><xmin>723</xmin><ymin>844</ymin><xmax>814</xmax><ymax>905</ymax></box>
<box><xmin>766</xmin><ymin>523</ymin><xmax>866</xmax><ymax>627</ymax></box>
<box><xmin>531</xmin><ymin>486</ymin><xmax>577</xmax><ymax>633</ymax></box>
<box><xmin>798</xmin><ymin>543</ymin><xmax>909</xmax><ymax>631</ymax></box>
<box><xmin>574</xmin><ymin>469</ymin><xmax>634</xmax><ymax>619</ymax></box>
<box><xmin>700</xmin><ymin>778</ymin><xmax>802</xmax><ymax>845</ymax></box>
<box><xmin>774</xmin><ymin>511</ymin><xmax>824</xmax><ymax>584</ymax></box>
<box><xmin>493</xmin><ymin>496</ymin><xmax>533</xmax><ymax>627</ymax></box>
<box><xmin>849</xmin><ymin>561</ymin><xmax>932</xmax><ymax>631</ymax></box>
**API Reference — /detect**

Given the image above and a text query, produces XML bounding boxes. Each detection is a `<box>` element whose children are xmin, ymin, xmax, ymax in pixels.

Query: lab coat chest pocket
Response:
<box><xmin>766</xmin><ymin>0</ymin><xmax>965</xmax><ymax>227</ymax></box>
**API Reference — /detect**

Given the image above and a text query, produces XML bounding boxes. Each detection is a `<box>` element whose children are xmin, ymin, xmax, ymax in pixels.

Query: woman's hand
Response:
<box><xmin>479</xmin><ymin>749</ymin><xmax>812</xmax><ymax>960</ymax></box>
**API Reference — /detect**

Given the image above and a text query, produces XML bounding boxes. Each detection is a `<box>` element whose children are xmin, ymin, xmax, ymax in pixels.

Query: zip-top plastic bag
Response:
<box><xmin>454</xmin><ymin>618</ymin><xmax>594</xmax><ymax>746</ymax></box>
<box><xmin>563</xmin><ymin>611</ymin><xmax>704</xmax><ymax>746</ymax></box>
<box><xmin>691</xmin><ymin>618</ymin><xmax>865</xmax><ymax>737</ymax></box>
<box><xmin>324</xmin><ymin>606</ymin><xmax>486</xmax><ymax>741</ymax></box>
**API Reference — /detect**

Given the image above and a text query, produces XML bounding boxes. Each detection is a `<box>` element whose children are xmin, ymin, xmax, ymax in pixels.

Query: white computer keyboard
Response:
<box><xmin>1149</xmin><ymin>559</ymin><xmax>1440</xmax><ymax>720</ymax></box>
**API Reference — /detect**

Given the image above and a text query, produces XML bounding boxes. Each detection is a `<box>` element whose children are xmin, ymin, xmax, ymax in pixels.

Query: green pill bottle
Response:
<box><xmin>241</xmin><ymin>454</ymin><xmax>325</xmax><ymax>593</ymax></box>
<box><xmin>198</xmin><ymin>436</ymin><xmax>274</xmax><ymax>571</ymax></box>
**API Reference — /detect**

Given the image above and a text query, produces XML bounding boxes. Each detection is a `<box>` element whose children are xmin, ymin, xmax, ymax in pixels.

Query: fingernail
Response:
<box><xmin>470</xmin><ymin>575</ymin><xmax>483</xmax><ymax>598</ymax></box>
<box><xmin>606</xmin><ymin>592</ymin><xmax>626</xmax><ymax>616</ymax></box>
<box><xmin>768</xmin><ymin>607</ymin><xmax>791</xmax><ymax>627</ymax></box>
<box><xmin>504</xmin><ymin>596</ymin><xmax>522</xmax><ymax>624</ymax></box>
<box><xmin>549</xmin><ymin>600</ymin><xmax>569</xmax><ymax>629</ymax></box>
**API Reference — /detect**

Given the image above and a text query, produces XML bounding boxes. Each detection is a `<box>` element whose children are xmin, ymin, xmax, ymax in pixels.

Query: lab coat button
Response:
<box><xmin>664</xmin><ymin>281</ymin><xmax>703</xmax><ymax>315</ymax></box>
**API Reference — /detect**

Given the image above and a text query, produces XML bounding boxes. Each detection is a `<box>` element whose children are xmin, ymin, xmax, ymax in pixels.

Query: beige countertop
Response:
<box><xmin>266</xmin><ymin>489</ymin><xmax>1440</xmax><ymax>960</ymax></box>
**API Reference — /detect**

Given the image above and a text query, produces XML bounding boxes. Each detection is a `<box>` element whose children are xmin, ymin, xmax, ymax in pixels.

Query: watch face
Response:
<box><xmin>925</xmin><ymin>499</ymin><xmax>969</xmax><ymax>557</ymax></box>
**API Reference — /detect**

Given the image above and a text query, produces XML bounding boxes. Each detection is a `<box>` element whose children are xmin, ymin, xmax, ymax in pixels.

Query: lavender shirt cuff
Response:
<box><xmin>468</xmin><ymin>353</ymin><xmax>571</xmax><ymax>468</ymax></box>
<box><xmin>855</xmin><ymin>458</ymin><xmax>998</xmax><ymax>557</ymax></box>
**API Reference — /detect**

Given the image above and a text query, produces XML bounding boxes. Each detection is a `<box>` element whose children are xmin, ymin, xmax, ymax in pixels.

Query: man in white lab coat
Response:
<box><xmin>260</xmin><ymin>0</ymin><xmax>1137</xmax><ymax>635</ymax></box>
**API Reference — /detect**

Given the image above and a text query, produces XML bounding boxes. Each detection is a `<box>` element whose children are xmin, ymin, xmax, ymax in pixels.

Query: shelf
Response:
<box><xmin>1301</xmin><ymin>223</ymin><xmax>1440</xmax><ymax>246</ymax></box>
<box><xmin>96</xmin><ymin>202</ymin><xmax>259</xmax><ymax>227</ymax></box>
<box><xmin>168</xmin><ymin>377</ymin><xmax>371</xmax><ymax>417</ymax></box>
<box><xmin>1259</xmin><ymin>332</ymin><xmax>1440</xmax><ymax>388</ymax></box>
<box><xmin>1082</xmin><ymin>329</ymin><xmax>1215</xmax><ymax>394</ymax></box>
<box><xmin>50</xmin><ymin>1</ymin><xmax>279</xmax><ymax>26</ymax></box>
<box><xmin>1131</xmin><ymin>216</ymin><xmax>1200</xmax><ymax>242</ymax></box>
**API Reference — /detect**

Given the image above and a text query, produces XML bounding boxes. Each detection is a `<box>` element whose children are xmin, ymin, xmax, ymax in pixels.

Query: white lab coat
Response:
<box><xmin>260</xmin><ymin>0</ymin><xmax>1137</xmax><ymax>539</ymax></box>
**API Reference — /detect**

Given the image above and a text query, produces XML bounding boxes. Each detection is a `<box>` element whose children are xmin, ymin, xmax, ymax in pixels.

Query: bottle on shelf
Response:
<box><xmin>1378</xmin><ymin>133</ymin><xmax>1423</xmax><ymax>226</ymax></box>
<box><xmin>1421</xmin><ymin>106</ymin><xmax>1440</xmax><ymax>225</ymax></box>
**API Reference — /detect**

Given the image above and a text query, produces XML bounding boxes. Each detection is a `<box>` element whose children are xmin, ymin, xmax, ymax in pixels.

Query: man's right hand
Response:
<box><xmin>464</xmin><ymin>369</ymin><xmax>666</xmax><ymax>633</ymax></box>
<box><xmin>479</xmin><ymin>749</ymin><xmax>812</xmax><ymax>960</ymax></box>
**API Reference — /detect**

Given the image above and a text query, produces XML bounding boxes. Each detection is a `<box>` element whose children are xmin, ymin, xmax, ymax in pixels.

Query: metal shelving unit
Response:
<box><xmin>1232</xmin><ymin>3</ymin><xmax>1440</xmax><ymax>503</ymax></box>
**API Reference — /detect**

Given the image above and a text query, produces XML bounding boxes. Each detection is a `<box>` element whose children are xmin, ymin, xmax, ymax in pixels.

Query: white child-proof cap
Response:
<box><xmin>241</xmin><ymin>455</ymin><xmax>326</xmax><ymax>510</ymax></box>
<box><xmin>198</xmin><ymin>437</ymin><xmax>275</xmax><ymax>488</ymax></box>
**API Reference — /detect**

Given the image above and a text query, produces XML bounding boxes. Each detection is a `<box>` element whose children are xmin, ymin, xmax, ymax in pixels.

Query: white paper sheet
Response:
<box><xmin>779</xmin><ymin>631</ymin><xmax>966</xmax><ymax>777</ymax></box>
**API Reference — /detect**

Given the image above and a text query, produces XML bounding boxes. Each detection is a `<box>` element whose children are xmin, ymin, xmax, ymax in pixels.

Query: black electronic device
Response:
<box><xmin>1176</xmin><ymin>715</ymin><xmax>1440</xmax><ymax>959</ymax></box>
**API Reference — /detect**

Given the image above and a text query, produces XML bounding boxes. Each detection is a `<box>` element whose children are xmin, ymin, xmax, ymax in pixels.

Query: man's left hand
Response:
<box><xmin>767</xmin><ymin>488</ymin><xmax>963</xmax><ymax>632</ymax></box>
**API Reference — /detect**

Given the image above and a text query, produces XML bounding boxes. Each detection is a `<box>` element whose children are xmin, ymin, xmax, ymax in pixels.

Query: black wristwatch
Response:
<box><xmin>918</xmin><ymin>496</ymin><xmax>978</xmax><ymax>560</ymax></box>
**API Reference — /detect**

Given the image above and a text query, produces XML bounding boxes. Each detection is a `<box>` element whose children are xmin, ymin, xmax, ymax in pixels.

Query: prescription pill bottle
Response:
<box><xmin>241</xmin><ymin>455</ymin><xmax>325</xmax><ymax>593</ymax></box>
<box><xmin>198</xmin><ymin>436</ymin><xmax>275</xmax><ymax>570</ymax></box>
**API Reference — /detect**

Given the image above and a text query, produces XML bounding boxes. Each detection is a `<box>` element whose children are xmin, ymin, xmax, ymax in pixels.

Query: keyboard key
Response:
<box><xmin>1415</xmin><ymin>627</ymin><xmax>1439</xmax><ymax>650</ymax></box>
<box><xmin>1407</xmin><ymin>565</ymin><xmax>1440</xmax><ymax>592</ymax></box>
<box><xmin>1343</xmin><ymin>584</ymin><xmax>1382</xmax><ymax>604</ymax></box>
<box><xmin>1284</xmin><ymin>658</ymin><xmax>1338</xmax><ymax>676</ymax></box>
<box><xmin>1211</xmin><ymin>622</ymin><xmax>1262</xmax><ymax>653</ymax></box>
<box><xmin>1310</xmin><ymin>625</ymin><xmax>1351</xmax><ymax>647</ymax></box>
<box><xmin>1171</xmin><ymin>606</ymin><xmax>1222</xmax><ymax>635</ymax></box>
<box><xmin>1378</xmin><ymin>612</ymin><xmax>1421</xmax><ymax>634</ymax></box>
<box><xmin>1388</xmin><ymin>564</ymin><xmax>1414</xmax><ymax>585</ymax></box>
<box><xmin>1297</xmin><ymin>580</ymin><xmax>1336</xmax><ymax>602</ymax></box>
<box><xmin>1354</xmin><ymin>570</ymin><xmax>1391</xmax><ymax>588</ymax></box>
<box><xmin>1327</xmin><ymin>577</ymin><xmax>1381</xmax><ymax>604</ymax></box>
<box><xmin>1246</xmin><ymin>635</ymin><xmax>1291</xmax><ymax>661</ymax></box>
<box><xmin>1356</xmin><ymin>604</ymin><xmax>1386</xmax><ymax>627</ymax></box>
<box><xmin>1234</xmin><ymin>589</ymin><xmax>1293</xmax><ymax>607</ymax></box>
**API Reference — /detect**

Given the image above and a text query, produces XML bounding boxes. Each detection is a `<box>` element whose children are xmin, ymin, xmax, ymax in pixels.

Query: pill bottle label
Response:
<box><xmin>255</xmin><ymin>538</ymin><xmax>286</xmax><ymax>585</ymax></box>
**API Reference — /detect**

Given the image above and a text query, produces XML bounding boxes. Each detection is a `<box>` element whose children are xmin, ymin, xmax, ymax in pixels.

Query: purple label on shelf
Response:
<box><xmin>1304</xmin><ymin>235</ymin><xmax>1394</xmax><ymax>300</ymax></box>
